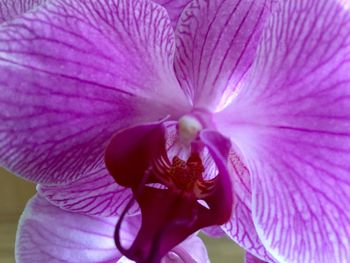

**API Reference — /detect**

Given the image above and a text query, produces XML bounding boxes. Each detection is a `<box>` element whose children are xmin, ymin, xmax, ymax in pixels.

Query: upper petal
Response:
<box><xmin>0</xmin><ymin>0</ymin><xmax>45</xmax><ymax>23</ymax></box>
<box><xmin>175</xmin><ymin>0</ymin><xmax>273</xmax><ymax>111</ymax></box>
<box><xmin>217</xmin><ymin>0</ymin><xmax>350</xmax><ymax>262</ymax></box>
<box><xmin>0</xmin><ymin>0</ymin><xmax>190</xmax><ymax>184</ymax></box>
<box><xmin>153</xmin><ymin>0</ymin><xmax>191</xmax><ymax>27</ymax></box>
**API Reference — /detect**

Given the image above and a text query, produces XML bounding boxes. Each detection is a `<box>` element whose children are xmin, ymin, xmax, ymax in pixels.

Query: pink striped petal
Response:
<box><xmin>16</xmin><ymin>194</ymin><xmax>122</xmax><ymax>263</ymax></box>
<box><xmin>0</xmin><ymin>0</ymin><xmax>45</xmax><ymax>23</ymax></box>
<box><xmin>245</xmin><ymin>252</ymin><xmax>268</xmax><ymax>263</ymax></box>
<box><xmin>201</xmin><ymin>226</ymin><xmax>225</xmax><ymax>238</ymax></box>
<box><xmin>153</xmin><ymin>0</ymin><xmax>191</xmax><ymax>27</ymax></box>
<box><xmin>117</xmin><ymin>236</ymin><xmax>209</xmax><ymax>263</ymax></box>
<box><xmin>217</xmin><ymin>0</ymin><xmax>350</xmax><ymax>262</ymax></box>
<box><xmin>38</xmin><ymin>167</ymin><xmax>138</xmax><ymax>217</ymax></box>
<box><xmin>0</xmin><ymin>0</ymin><xmax>190</xmax><ymax>184</ymax></box>
<box><xmin>175</xmin><ymin>0</ymin><xmax>273</xmax><ymax>111</ymax></box>
<box><xmin>222</xmin><ymin>148</ymin><xmax>275</xmax><ymax>262</ymax></box>
<box><xmin>163</xmin><ymin>235</ymin><xmax>210</xmax><ymax>263</ymax></box>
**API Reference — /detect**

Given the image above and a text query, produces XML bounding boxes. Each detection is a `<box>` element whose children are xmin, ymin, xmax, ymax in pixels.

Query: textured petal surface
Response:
<box><xmin>201</xmin><ymin>226</ymin><xmax>225</xmax><ymax>238</ymax></box>
<box><xmin>175</xmin><ymin>0</ymin><xmax>272</xmax><ymax>110</ymax></box>
<box><xmin>117</xmin><ymin>236</ymin><xmax>209</xmax><ymax>263</ymax></box>
<box><xmin>222</xmin><ymin>149</ymin><xmax>274</xmax><ymax>262</ymax></box>
<box><xmin>0</xmin><ymin>0</ymin><xmax>45</xmax><ymax>23</ymax></box>
<box><xmin>38</xmin><ymin>167</ymin><xmax>138</xmax><ymax>216</ymax></box>
<box><xmin>153</xmin><ymin>0</ymin><xmax>191</xmax><ymax>27</ymax></box>
<box><xmin>245</xmin><ymin>252</ymin><xmax>268</xmax><ymax>263</ymax></box>
<box><xmin>163</xmin><ymin>235</ymin><xmax>210</xmax><ymax>263</ymax></box>
<box><xmin>217</xmin><ymin>1</ymin><xmax>350</xmax><ymax>262</ymax></box>
<box><xmin>16</xmin><ymin>194</ymin><xmax>122</xmax><ymax>263</ymax></box>
<box><xmin>0</xmin><ymin>0</ymin><xmax>190</xmax><ymax>184</ymax></box>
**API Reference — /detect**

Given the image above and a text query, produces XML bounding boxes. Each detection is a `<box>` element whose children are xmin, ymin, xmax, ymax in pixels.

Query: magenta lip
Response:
<box><xmin>105</xmin><ymin>122</ymin><xmax>233</xmax><ymax>262</ymax></box>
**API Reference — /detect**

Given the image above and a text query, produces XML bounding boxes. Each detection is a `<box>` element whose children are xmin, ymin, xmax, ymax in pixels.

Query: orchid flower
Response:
<box><xmin>1</xmin><ymin>0</ymin><xmax>350</xmax><ymax>263</ymax></box>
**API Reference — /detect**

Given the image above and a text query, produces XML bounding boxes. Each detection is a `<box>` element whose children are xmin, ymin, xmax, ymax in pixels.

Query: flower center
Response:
<box><xmin>178</xmin><ymin>115</ymin><xmax>203</xmax><ymax>144</ymax></box>
<box><xmin>152</xmin><ymin>152</ymin><xmax>216</xmax><ymax>199</ymax></box>
<box><xmin>105</xmin><ymin>121</ymin><xmax>233</xmax><ymax>263</ymax></box>
<box><xmin>169</xmin><ymin>156</ymin><xmax>200</xmax><ymax>191</ymax></box>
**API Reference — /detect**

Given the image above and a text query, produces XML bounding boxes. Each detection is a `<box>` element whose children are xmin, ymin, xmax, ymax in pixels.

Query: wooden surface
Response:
<box><xmin>0</xmin><ymin>168</ymin><xmax>245</xmax><ymax>262</ymax></box>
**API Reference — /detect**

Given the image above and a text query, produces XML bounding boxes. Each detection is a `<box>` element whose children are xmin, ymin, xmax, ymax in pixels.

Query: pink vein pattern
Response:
<box><xmin>38</xmin><ymin>167</ymin><xmax>139</xmax><ymax>217</ymax></box>
<box><xmin>16</xmin><ymin>194</ymin><xmax>121</xmax><ymax>263</ymax></box>
<box><xmin>153</xmin><ymin>0</ymin><xmax>191</xmax><ymax>27</ymax></box>
<box><xmin>0</xmin><ymin>0</ymin><xmax>190</xmax><ymax>184</ymax></box>
<box><xmin>0</xmin><ymin>0</ymin><xmax>45</xmax><ymax>23</ymax></box>
<box><xmin>216</xmin><ymin>0</ymin><xmax>350</xmax><ymax>262</ymax></box>
<box><xmin>175</xmin><ymin>0</ymin><xmax>272</xmax><ymax>110</ymax></box>
<box><xmin>223</xmin><ymin>150</ymin><xmax>275</xmax><ymax>262</ymax></box>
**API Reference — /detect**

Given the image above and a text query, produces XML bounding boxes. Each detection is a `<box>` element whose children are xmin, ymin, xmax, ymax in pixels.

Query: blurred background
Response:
<box><xmin>0</xmin><ymin>167</ymin><xmax>245</xmax><ymax>262</ymax></box>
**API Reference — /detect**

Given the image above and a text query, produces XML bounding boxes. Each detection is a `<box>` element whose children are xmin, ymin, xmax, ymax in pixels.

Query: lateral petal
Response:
<box><xmin>217</xmin><ymin>1</ymin><xmax>350</xmax><ymax>262</ymax></box>
<box><xmin>0</xmin><ymin>0</ymin><xmax>190</xmax><ymax>184</ymax></box>
<box><xmin>222</xmin><ymin>149</ymin><xmax>275</xmax><ymax>262</ymax></box>
<box><xmin>16</xmin><ymin>194</ymin><xmax>121</xmax><ymax>263</ymax></box>
<box><xmin>38</xmin><ymin>167</ymin><xmax>138</xmax><ymax>217</ymax></box>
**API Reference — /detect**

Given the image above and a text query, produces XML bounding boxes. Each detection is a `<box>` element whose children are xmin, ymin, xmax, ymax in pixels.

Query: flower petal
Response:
<box><xmin>153</xmin><ymin>0</ymin><xmax>191</xmax><ymax>27</ymax></box>
<box><xmin>201</xmin><ymin>226</ymin><xmax>225</xmax><ymax>238</ymax></box>
<box><xmin>117</xmin><ymin>235</ymin><xmax>209</xmax><ymax>263</ymax></box>
<box><xmin>163</xmin><ymin>235</ymin><xmax>210</xmax><ymax>263</ymax></box>
<box><xmin>38</xmin><ymin>167</ymin><xmax>138</xmax><ymax>217</ymax></box>
<box><xmin>175</xmin><ymin>0</ymin><xmax>273</xmax><ymax>110</ymax></box>
<box><xmin>224</xmin><ymin>199</ymin><xmax>275</xmax><ymax>262</ymax></box>
<box><xmin>222</xmin><ymin>148</ymin><xmax>275</xmax><ymax>262</ymax></box>
<box><xmin>217</xmin><ymin>1</ymin><xmax>350</xmax><ymax>262</ymax></box>
<box><xmin>0</xmin><ymin>0</ymin><xmax>45</xmax><ymax>23</ymax></box>
<box><xmin>245</xmin><ymin>252</ymin><xmax>268</xmax><ymax>263</ymax></box>
<box><xmin>199</xmin><ymin>129</ymin><xmax>233</xmax><ymax>223</ymax></box>
<box><xmin>16</xmin><ymin>194</ymin><xmax>121</xmax><ymax>263</ymax></box>
<box><xmin>105</xmin><ymin>121</ymin><xmax>167</xmax><ymax>188</ymax></box>
<box><xmin>0</xmin><ymin>0</ymin><xmax>190</xmax><ymax>184</ymax></box>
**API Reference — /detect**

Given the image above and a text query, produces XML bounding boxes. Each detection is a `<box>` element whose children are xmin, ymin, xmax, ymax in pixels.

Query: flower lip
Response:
<box><xmin>105</xmin><ymin>121</ymin><xmax>233</xmax><ymax>263</ymax></box>
<box><xmin>152</xmin><ymin>151</ymin><xmax>217</xmax><ymax>198</ymax></box>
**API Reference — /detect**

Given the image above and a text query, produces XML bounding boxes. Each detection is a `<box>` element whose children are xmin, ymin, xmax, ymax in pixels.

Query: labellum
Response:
<box><xmin>105</xmin><ymin>117</ymin><xmax>233</xmax><ymax>262</ymax></box>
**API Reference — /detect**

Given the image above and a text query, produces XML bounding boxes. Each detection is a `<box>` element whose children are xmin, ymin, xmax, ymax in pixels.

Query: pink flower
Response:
<box><xmin>1</xmin><ymin>0</ymin><xmax>350</xmax><ymax>262</ymax></box>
